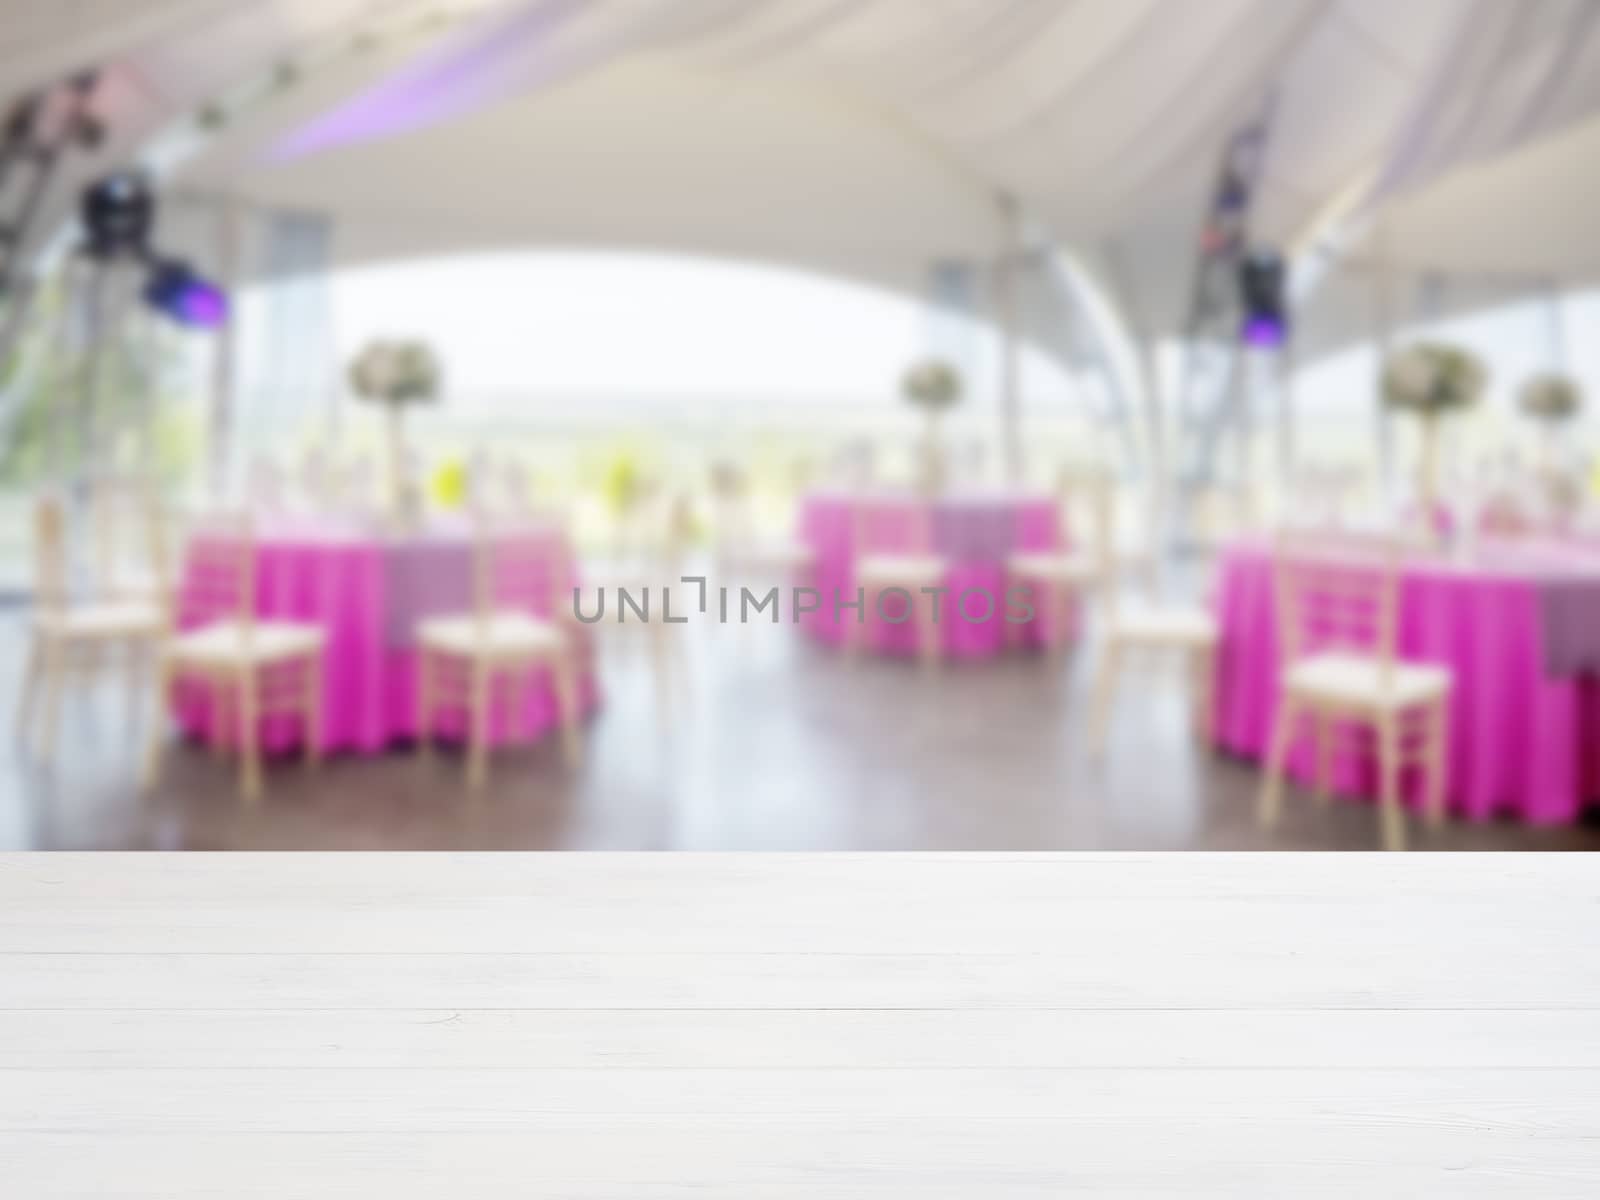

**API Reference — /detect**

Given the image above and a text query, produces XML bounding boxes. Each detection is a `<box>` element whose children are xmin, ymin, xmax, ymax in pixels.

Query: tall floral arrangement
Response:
<box><xmin>348</xmin><ymin>339</ymin><xmax>440</xmax><ymax>526</ymax></box>
<box><xmin>1519</xmin><ymin>373</ymin><xmax>1585</xmax><ymax>516</ymax></box>
<box><xmin>1380</xmin><ymin>342</ymin><xmax>1486</xmax><ymax>508</ymax></box>
<box><xmin>901</xmin><ymin>359</ymin><xmax>962</xmax><ymax>494</ymax></box>
<box><xmin>1518</xmin><ymin>373</ymin><xmax>1582</xmax><ymax>423</ymax></box>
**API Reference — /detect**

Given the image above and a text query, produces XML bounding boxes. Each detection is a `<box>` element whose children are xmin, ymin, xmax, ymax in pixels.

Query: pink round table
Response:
<box><xmin>1213</xmin><ymin>540</ymin><xmax>1600</xmax><ymax>825</ymax></box>
<box><xmin>173</xmin><ymin>523</ymin><xmax>599</xmax><ymax>755</ymax></box>
<box><xmin>797</xmin><ymin>491</ymin><xmax>1068</xmax><ymax>659</ymax></box>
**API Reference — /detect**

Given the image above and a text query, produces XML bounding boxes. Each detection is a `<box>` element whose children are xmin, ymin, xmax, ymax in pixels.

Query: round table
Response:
<box><xmin>797</xmin><ymin>490</ymin><xmax>1068</xmax><ymax>659</ymax></box>
<box><xmin>173</xmin><ymin>521</ymin><xmax>599</xmax><ymax>755</ymax></box>
<box><xmin>1213</xmin><ymin>539</ymin><xmax>1600</xmax><ymax>824</ymax></box>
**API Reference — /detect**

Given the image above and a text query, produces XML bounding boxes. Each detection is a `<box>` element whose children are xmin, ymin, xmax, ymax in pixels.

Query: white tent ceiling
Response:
<box><xmin>5</xmin><ymin>0</ymin><xmax>1600</xmax><ymax>337</ymax></box>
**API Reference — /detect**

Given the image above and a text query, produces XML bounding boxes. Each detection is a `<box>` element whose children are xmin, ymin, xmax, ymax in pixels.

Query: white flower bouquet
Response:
<box><xmin>901</xmin><ymin>359</ymin><xmax>963</xmax><ymax>413</ymax></box>
<box><xmin>1380</xmin><ymin>343</ymin><xmax>1486</xmax><ymax>417</ymax></box>
<box><xmin>1381</xmin><ymin>343</ymin><xmax>1486</xmax><ymax>515</ymax></box>
<box><xmin>1518</xmin><ymin>373</ymin><xmax>1582</xmax><ymax>423</ymax></box>
<box><xmin>901</xmin><ymin>359</ymin><xmax>962</xmax><ymax>495</ymax></box>
<box><xmin>348</xmin><ymin>339</ymin><xmax>441</xmax><ymax>407</ymax></box>
<box><xmin>349</xmin><ymin>339</ymin><xmax>441</xmax><ymax>529</ymax></box>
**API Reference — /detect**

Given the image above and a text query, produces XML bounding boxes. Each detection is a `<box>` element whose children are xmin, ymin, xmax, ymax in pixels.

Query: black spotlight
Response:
<box><xmin>1237</xmin><ymin>249</ymin><xmax>1288</xmax><ymax>349</ymax></box>
<box><xmin>81</xmin><ymin>170</ymin><xmax>155</xmax><ymax>260</ymax></box>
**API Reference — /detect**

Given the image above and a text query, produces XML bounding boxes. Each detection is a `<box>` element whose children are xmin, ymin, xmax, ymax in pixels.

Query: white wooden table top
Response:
<box><xmin>2</xmin><ymin>853</ymin><xmax>1597</xmax><ymax>1197</ymax></box>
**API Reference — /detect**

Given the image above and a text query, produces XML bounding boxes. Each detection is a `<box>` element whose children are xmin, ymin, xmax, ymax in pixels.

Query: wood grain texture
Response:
<box><xmin>1</xmin><ymin>854</ymin><xmax>1597</xmax><ymax>1196</ymax></box>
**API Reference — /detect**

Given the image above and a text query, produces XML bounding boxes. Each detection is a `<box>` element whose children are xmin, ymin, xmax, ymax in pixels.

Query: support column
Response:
<box><xmin>1370</xmin><ymin>225</ymin><xmax>1397</xmax><ymax>505</ymax></box>
<box><xmin>207</xmin><ymin>197</ymin><xmax>242</xmax><ymax>501</ymax></box>
<box><xmin>994</xmin><ymin>192</ymin><xmax>1022</xmax><ymax>484</ymax></box>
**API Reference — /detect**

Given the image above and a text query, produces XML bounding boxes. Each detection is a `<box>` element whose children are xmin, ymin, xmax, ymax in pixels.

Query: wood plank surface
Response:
<box><xmin>1</xmin><ymin>853</ymin><xmax>1596</xmax><ymax>1196</ymax></box>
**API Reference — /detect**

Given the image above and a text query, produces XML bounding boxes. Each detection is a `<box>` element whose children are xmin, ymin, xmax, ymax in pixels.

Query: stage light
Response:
<box><xmin>1241</xmin><ymin>312</ymin><xmax>1286</xmax><ymax>349</ymax></box>
<box><xmin>81</xmin><ymin>170</ymin><xmax>154</xmax><ymax>259</ymax></box>
<box><xmin>1237</xmin><ymin>249</ymin><xmax>1288</xmax><ymax>349</ymax></box>
<box><xmin>142</xmin><ymin>258</ymin><xmax>228</xmax><ymax>328</ymax></box>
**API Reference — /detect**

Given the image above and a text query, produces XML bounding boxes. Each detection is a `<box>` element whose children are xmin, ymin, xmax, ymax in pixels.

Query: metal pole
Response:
<box><xmin>1370</xmin><ymin>224</ymin><xmax>1396</xmax><ymax>505</ymax></box>
<box><xmin>208</xmin><ymin>197</ymin><xmax>242</xmax><ymax>501</ymax></box>
<box><xmin>1276</xmin><ymin>339</ymin><xmax>1296</xmax><ymax>491</ymax></box>
<box><xmin>995</xmin><ymin>192</ymin><xmax>1022</xmax><ymax>484</ymax></box>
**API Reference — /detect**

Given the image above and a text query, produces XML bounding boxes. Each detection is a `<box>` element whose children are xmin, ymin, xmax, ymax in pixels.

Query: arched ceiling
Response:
<box><xmin>7</xmin><ymin>0</ymin><xmax>1600</xmax><ymax>337</ymax></box>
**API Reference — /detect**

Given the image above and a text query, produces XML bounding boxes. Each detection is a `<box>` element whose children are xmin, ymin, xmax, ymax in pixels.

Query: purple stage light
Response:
<box><xmin>1241</xmin><ymin>313</ymin><xmax>1286</xmax><ymax>349</ymax></box>
<box><xmin>143</xmin><ymin>259</ymin><xmax>228</xmax><ymax>328</ymax></box>
<box><xmin>173</xmin><ymin>279</ymin><xmax>228</xmax><ymax>327</ymax></box>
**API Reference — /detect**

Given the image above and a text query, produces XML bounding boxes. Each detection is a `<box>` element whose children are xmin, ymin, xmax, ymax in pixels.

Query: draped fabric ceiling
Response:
<box><xmin>6</xmin><ymin>0</ymin><xmax>1600</xmax><ymax>341</ymax></box>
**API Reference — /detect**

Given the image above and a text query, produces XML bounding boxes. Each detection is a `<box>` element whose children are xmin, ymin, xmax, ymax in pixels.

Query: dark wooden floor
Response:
<box><xmin>5</xmin><ymin>611</ymin><xmax>1599</xmax><ymax>851</ymax></box>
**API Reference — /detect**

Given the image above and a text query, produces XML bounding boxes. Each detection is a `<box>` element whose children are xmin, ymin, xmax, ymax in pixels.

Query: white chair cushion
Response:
<box><xmin>418</xmin><ymin>612</ymin><xmax>567</xmax><ymax>660</ymax></box>
<box><xmin>1006</xmin><ymin>550</ymin><xmax>1100</xmax><ymax>583</ymax></box>
<box><xmin>857</xmin><ymin>554</ymin><xmax>946</xmax><ymax>585</ymax></box>
<box><xmin>1285</xmin><ymin>652</ymin><xmax>1451</xmax><ymax>711</ymax></box>
<box><xmin>723</xmin><ymin>539</ymin><xmax>815</xmax><ymax>570</ymax></box>
<box><xmin>1112</xmin><ymin>604</ymin><xmax>1218</xmax><ymax>646</ymax></box>
<box><xmin>170</xmin><ymin>619</ymin><xmax>324</xmax><ymax>667</ymax></box>
<box><xmin>36</xmin><ymin>602</ymin><xmax>163</xmax><ymax>640</ymax></box>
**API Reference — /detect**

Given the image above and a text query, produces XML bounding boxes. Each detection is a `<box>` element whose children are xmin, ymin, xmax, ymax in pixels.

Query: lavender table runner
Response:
<box><xmin>1539</xmin><ymin>571</ymin><xmax>1600</xmax><ymax>678</ymax></box>
<box><xmin>383</xmin><ymin>535</ymin><xmax>474</xmax><ymax>648</ymax></box>
<box><xmin>929</xmin><ymin>498</ymin><xmax>1030</xmax><ymax>561</ymax></box>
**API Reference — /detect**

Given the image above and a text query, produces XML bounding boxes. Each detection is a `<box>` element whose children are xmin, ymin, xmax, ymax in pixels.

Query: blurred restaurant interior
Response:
<box><xmin>4</xmin><ymin>0</ymin><xmax>1600</xmax><ymax>850</ymax></box>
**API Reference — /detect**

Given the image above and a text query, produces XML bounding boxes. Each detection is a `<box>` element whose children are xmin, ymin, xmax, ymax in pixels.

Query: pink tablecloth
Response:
<box><xmin>798</xmin><ymin>491</ymin><xmax>1067</xmax><ymax>659</ymax></box>
<box><xmin>1213</xmin><ymin>542</ymin><xmax>1600</xmax><ymax>825</ymax></box>
<box><xmin>173</xmin><ymin>529</ymin><xmax>598</xmax><ymax>755</ymax></box>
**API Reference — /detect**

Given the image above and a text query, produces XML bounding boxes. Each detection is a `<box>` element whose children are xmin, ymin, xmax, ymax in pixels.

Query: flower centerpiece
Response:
<box><xmin>348</xmin><ymin>339</ymin><xmax>440</xmax><ymax>527</ymax></box>
<box><xmin>1519</xmin><ymin>373</ymin><xmax>1585</xmax><ymax>520</ymax></box>
<box><xmin>1380</xmin><ymin>342</ymin><xmax>1486</xmax><ymax>511</ymax></box>
<box><xmin>1519</xmin><ymin>372</ymin><xmax>1583</xmax><ymax>425</ymax></box>
<box><xmin>901</xmin><ymin>359</ymin><xmax>963</xmax><ymax>495</ymax></box>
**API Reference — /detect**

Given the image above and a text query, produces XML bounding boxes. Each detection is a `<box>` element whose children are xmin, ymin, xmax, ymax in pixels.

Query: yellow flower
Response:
<box><xmin>429</xmin><ymin>458</ymin><xmax>467</xmax><ymax>509</ymax></box>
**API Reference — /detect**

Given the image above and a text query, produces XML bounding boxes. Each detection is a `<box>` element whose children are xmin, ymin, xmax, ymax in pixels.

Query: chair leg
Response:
<box><xmin>1425</xmin><ymin>698</ymin><xmax>1448</xmax><ymax>830</ymax></box>
<box><xmin>14</xmin><ymin>634</ymin><xmax>41</xmax><ymax>741</ymax></box>
<box><xmin>126</xmin><ymin>639</ymin><xmax>147</xmax><ymax>734</ymax></box>
<box><xmin>916</xmin><ymin>589</ymin><xmax>939</xmax><ymax>673</ymax></box>
<box><xmin>36</xmin><ymin>638</ymin><xmax>66</xmax><ymax>762</ymax></box>
<box><xmin>1257</xmin><ymin>697</ymin><xmax>1298</xmax><ymax>829</ymax></box>
<box><xmin>1314</xmin><ymin>710</ymin><xmax>1333</xmax><ymax>804</ymax></box>
<box><xmin>1378</xmin><ymin>713</ymin><xmax>1406</xmax><ymax>852</ymax></box>
<box><xmin>1190</xmin><ymin>645</ymin><xmax>1216</xmax><ymax>746</ymax></box>
<box><xmin>238</xmin><ymin>672</ymin><xmax>263</xmax><ymax>804</ymax></box>
<box><xmin>416</xmin><ymin>648</ymin><xmax>433</xmax><ymax>762</ymax></box>
<box><xmin>845</xmin><ymin>587</ymin><xmax>865</xmax><ymax>663</ymax></box>
<box><xmin>551</xmin><ymin>654</ymin><xmax>582</xmax><ymax>768</ymax></box>
<box><xmin>649</xmin><ymin>620</ymin><xmax>674</xmax><ymax>710</ymax></box>
<box><xmin>303</xmin><ymin>654</ymin><xmax>322</xmax><ymax>771</ymax></box>
<box><xmin>466</xmin><ymin>660</ymin><xmax>491</xmax><ymax>791</ymax></box>
<box><xmin>1087</xmin><ymin>638</ymin><xmax>1121</xmax><ymax>757</ymax></box>
<box><xmin>141</xmin><ymin>653</ymin><xmax>173</xmax><ymax>794</ymax></box>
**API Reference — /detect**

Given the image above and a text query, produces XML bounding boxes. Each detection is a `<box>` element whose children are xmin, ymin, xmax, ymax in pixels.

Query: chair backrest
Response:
<box><xmin>1271</xmin><ymin>528</ymin><xmax>1408</xmax><ymax>679</ymax></box>
<box><xmin>852</xmin><ymin>497</ymin><xmax>933</xmax><ymax>559</ymax></box>
<box><xmin>184</xmin><ymin>511</ymin><xmax>258</xmax><ymax>637</ymax></box>
<box><xmin>1056</xmin><ymin>467</ymin><xmax>1115</xmax><ymax>567</ymax></box>
<box><xmin>709</xmin><ymin>461</ymin><xmax>755</xmax><ymax>550</ymax></box>
<box><xmin>88</xmin><ymin>474</ymin><xmax>171</xmax><ymax>598</ymax></box>
<box><xmin>471</xmin><ymin>513</ymin><xmax>574</xmax><ymax>626</ymax></box>
<box><xmin>32</xmin><ymin>493</ymin><xmax>69</xmax><ymax>617</ymax></box>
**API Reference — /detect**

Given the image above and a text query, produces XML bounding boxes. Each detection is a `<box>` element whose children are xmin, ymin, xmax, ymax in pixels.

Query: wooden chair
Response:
<box><xmin>1005</xmin><ymin>468</ymin><xmax>1113</xmax><ymax>654</ymax></box>
<box><xmin>1256</xmin><ymin>530</ymin><xmax>1452</xmax><ymax>851</ymax></box>
<box><xmin>582</xmin><ymin>484</ymin><xmax>693</xmax><ymax>709</ymax></box>
<box><xmin>848</xmin><ymin>499</ymin><xmax>947</xmax><ymax>670</ymax></box>
<box><xmin>417</xmin><ymin>516</ymin><xmax>584</xmax><ymax>790</ymax></box>
<box><xmin>143</xmin><ymin>513</ymin><xmax>325</xmax><ymax>802</ymax></box>
<box><xmin>1087</xmin><ymin>486</ymin><xmax>1222</xmax><ymax>756</ymax></box>
<box><xmin>18</xmin><ymin>493</ymin><xmax>166</xmax><ymax>760</ymax></box>
<box><xmin>709</xmin><ymin>461</ymin><xmax>814</xmax><ymax>580</ymax></box>
<box><xmin>89</xmin><ymin>475</ymin><xmax>171</xmax><ymax>609</ymax></box>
